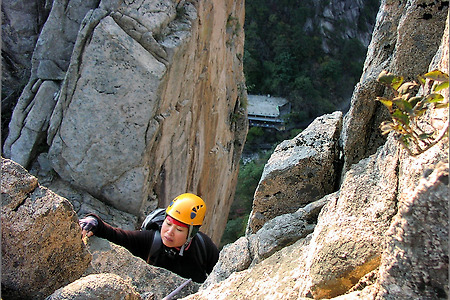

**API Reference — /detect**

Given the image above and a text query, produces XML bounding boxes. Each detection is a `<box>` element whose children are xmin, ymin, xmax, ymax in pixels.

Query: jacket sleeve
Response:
<box><xmin>87</xmin><ymin>214</ymin><xmax>156</xmax><ymax>261</ymax></box>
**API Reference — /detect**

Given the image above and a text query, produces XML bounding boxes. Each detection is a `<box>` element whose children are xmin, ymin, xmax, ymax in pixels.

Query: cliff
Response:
<box><xmin>1</xmin><ymin>0</ymin><xmax>448</xmax><ymax>299</ymax></box>
<box><xmin>2</xmin><ymin>0</ymin><xmax>247</xmax><ymax>244</ymax></box>
<box><xmin>195</xmin><ymin>0</ymin><xmax>448</xmax><ymax>299</ymax></box>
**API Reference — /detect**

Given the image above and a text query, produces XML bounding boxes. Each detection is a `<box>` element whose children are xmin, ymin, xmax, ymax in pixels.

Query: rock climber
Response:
<box><xmin>79</xmin><ymin>193</ymin><xmax>219</xmax><ymax>283</ymax></box>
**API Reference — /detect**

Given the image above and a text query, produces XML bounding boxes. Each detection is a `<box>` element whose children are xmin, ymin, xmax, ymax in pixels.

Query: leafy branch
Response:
<box><xmin>376</xmin><ymin>69</ymin><xmax>449</xmax><ymax>156</ymax></box>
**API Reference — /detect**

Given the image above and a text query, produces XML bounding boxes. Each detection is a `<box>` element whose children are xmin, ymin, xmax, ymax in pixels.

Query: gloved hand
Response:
<box><xmin>79</xmin><ymin>216</ymin><xmax>98</xmax><ymax>238</ymax></box>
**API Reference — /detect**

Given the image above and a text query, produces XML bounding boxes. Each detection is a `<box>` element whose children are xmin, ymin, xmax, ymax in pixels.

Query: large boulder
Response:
<box><xmin>84</xmin><ymin>237</ymin><xmax>200</xmax><ymax>299</ymax></box>
<box><xmin>1</xmin><ymin>158</ymin><xmax>92</xmax><ymax>299</ymax></box>
<box><xmin>184</xmin><ymin>234</ymin><xmax>314</xmax><ymax>300</ymax></box>
<box><xmin>183</xmin><ymin>5</ymin><xmax>449</xmax><ymax>298</ymax></box>
<box><xmin>1</xmin><ymin>0</ymin><xmax>51</xmax><ymax>106</ymax></box>
<box><xmin>182</xmin><ymin>135</ymin><xmax>448</xmax><ymax>300</ymax></box>
<box><xmin>47</xmin><ymin>273</ymin><xmax>142</xmax><ymax>300</ymax></box>
<box><xmin>248</xmin><ymin>111</ymin><xmax>342</xmax><ymax>233</ymax></box>
<box><xmin>296</xmin><ymin>137</ymin><xmax>399</xmax><ymax>299</ymax></box>
<box><xmin>3</xmin><ymin>0</ymin><xmax>101</xmax><ymax>166</ymax></box>
<box><xmin>28</xmin><ymin>152</ymin><xmax>139</xmax><ymax>230</ymax></box>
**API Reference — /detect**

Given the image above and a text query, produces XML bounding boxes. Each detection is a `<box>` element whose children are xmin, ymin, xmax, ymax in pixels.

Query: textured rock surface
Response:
<box><xmin>296</xmin><ymin>137</ymin><xmax>399</xmax><ymax>299</ymax></box>
<box><xmin>182</xmin><ymin>1</ymin><xmax>449</xmax><ymax>299</ymax></box>
<box><xmin>340</xmin><ymin>0</ymin><xmax>449</xmax><ymax>173</ymax></box>
<box><xmin>28</xmin><ymin>152</ymin><xmax>138</xmax><ymax>230</ymax></box>
<box><xmin>183</xmin><ymin>126</ymin><xmax>448</xmax><ymax>300</ymax></box>
<box><xmin>184</xmin><ymin>235</ymin><xmax>314</xmax><ymax>300</ymax></box>
<box><xmin>1</xmin><ymin>158</ymin><xmax>92</xmax><ymax>299</ymax></box>
<box><xmin>375</xmin><ymin>162</ymin><xmax>449</xmax><ymax>299</ymax></box>
<box><xmin>248</xmin><ymin>111</ymin><xmax>342</xmax><ymax>233</ymax></box>
<box><xmin>1</xmin><ymin>0</ymin><xmax>51</xmax><ymax>100</ymax></box>
<box><xmin>312</xmin><ymin>0</ymin><xmax>377</xmax><ymax>52</ymax></box>
<box><xmin>3</xmin><ymin>0</ymin><xmax>100</xmax><ymax>165</ymax></box>
<box><xmin>85</xmin><ymin>237</ymin><xmax>200</xmax><ymax>299</ymax></box>
<box><xmin>1</xmin><ymin>1</ymin><xmax>448</xmax><ymax>299</ymax></box>
<box><xmin>203</xmin><ymin>196</ymin><xmax>328</xmax><ymax>289</ymax></box>
<box><xmin>3</xmin><ymin>0</ymin><xmax>247</xmax><ymax>244</ymax></box>
<box><xmin>47</xmin><ymin>273</ymin><xmax>142</xmax><ymax>300</ymax></box>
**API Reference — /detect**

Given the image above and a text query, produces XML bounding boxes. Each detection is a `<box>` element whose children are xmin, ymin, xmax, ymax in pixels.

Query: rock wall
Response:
<box><xmin>1</xmin><ymin>0</ymin><xmax>50</xmax><ymax>115</ymax></box>
<box><xmin>308</xmin><ymin>0</ymin><xmax>378</xmax><ymax>52</ymax></box>
<box><xmin>340</xmin><ymin>0</ymin><xmax>449</xmax><ymax>173</ymax></box>
<box><xmin>185</xmin><ymin>0</ymin><xmax>449</xmax><ymax>299</ymax></box>
<box><xmin>2</xmin><ymin>0</ymin><xmax>247</xmax><ymax>244</ymax></box>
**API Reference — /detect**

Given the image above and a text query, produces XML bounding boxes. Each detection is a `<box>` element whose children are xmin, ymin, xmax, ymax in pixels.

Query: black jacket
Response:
<box><xmin>89</xmin><ymin>214</ymin><xmax>219</xmax><ymax>283</ymax></box>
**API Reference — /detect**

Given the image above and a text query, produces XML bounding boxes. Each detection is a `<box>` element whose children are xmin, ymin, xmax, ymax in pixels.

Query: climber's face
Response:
<box><xmin>161</xmin><ymin>217</ymin><xmax>189</xmax><ymax>248</ymax></box>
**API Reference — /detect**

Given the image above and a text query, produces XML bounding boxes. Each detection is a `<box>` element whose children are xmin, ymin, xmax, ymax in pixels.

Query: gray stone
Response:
<box><xmin>9</xmin><ymin>80</ymin><xmax>59</xmax><ymax>167</ymax></box>
<box><xmin>204</xmin><ymin>196</ymin><xmax>329</xmax><ymax>288</ymax></box>
<box><xmin>298</xmin><ymin>136</ymin><xmax>400</xmax><ymax>299</ymax></box>
<box><xmin>248</xmin><ymin>111</ymin><xmax>342</xmax><ymax>233</ymax></box>
<box><xmin>84</xmin><ymin>237</ymin><xmax>200</xmax><ymax>299</ymax></box>
<box><xmin>37</xmin><ymin>59</ymin><xmax>66</xmax><ymax>80</ymax></box>
<box><xmin>3</xmin><ymin>0</ymin><xmax>100</xmax><ymax>166</ymax></box>
<box><xmin>202</xmin><ymin>236</ymin><xmax>252</xmax><ymax>288</ymax></box>
<box><xmin>47</xmin><ymin>15</ymin><xmax>166</xmax><ymax>214</ymax></box>
<box><xmin>46</xmin><ymin>273</ymin><xmax>142</xmax><ymax>300</ymax></box>
<box><xmin>3</xmin><ymin>0</ymin><xmax>247</xmax><ymax>245</ymax></box>
<box><xmin>249</xmin><ymin>195</ymin><xmax>329</xmax><ymax>265</ymax></box>
<box><xmin>1</xmin><ymin>0</ymin><xmax>51</xmax><ymax>99</ymax></box>
<box><xmin>183</xmin><ymin>235</ymin><xmax>314</xmax><ymax>300</ymax></box>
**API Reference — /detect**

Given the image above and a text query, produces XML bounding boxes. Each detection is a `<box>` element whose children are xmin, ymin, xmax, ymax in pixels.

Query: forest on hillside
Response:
<box><xmin>243</xmin><ymin>0</ymin><xmax>380</xmax><ymax>128</ymax></box>
<box><xmin>220</xmin><ymin>0</ymin><xmax>381</xmax><ymax>247</ymax></box>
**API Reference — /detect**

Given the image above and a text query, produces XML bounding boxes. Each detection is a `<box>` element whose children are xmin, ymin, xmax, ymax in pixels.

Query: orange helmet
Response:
<box><xmin>166</xmin><ymin>193</ymin><xmax>206</xmax><ymax>226</ymax></box>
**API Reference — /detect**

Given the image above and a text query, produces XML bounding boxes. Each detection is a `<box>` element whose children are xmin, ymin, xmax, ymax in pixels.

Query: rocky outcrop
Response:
<box><xmin>2</xmin><ymin>0</ymin><xmax>247</xmax><ymax>244</ymax></box>
<box><xmin>185</xmin><ymin>1</ymin><xmax>449</xmax><ymax>299</ymax></box>
<box><xmin>307</xmin><ymin>0</ymin><xmax>378</xmax><ymax>52</ymax></box>
<box><xmin>247</xmin><ymin>111</ymin><xmax>342</xmax><ymax>233</ymax></box>
<box><xmin>1</xmin><ymin>158</ymin><xmax>92</xmax><ymax>299</ymax></box>
<box><xmin>47</xmin><ymin>273</ymin><xmax>142</xmax><ymax>300</ymax></box>
<box><xmin>84</xmin><ymin>237</ymin><xmax>200</xmax><ymax>299</ymax></box>
<box><xmin>1</xmin><ymin>157</ymin><xmax>201</xmax><ymax>299</ymax></box>
<box><xmin>296</xmin><ymin>136</ymin><xmax>399</xmax><ymax>298</ymax></box>
<box><xmin>340</xmin><ymin>0</ymin><xmax>449</xmax><ymax>173</ymax></box>
<box><xmin>375</xmin><ymin>162</ymin><xmax>449</xmax><ymax>299</ymax></box>
<box><xmin>1</xmin><ymin>0</ymin><xmax>448</xmax><ymax>299</ymax></box>
<box><xmin>1</xmin><ymin>0</ymin><xmax>51</xmax><ymax>114</ymax></box>
<box><xmin>185</xmin><ymin>125</ymin><xmax>448</xmax><ymax>300</ymax></box>
<box><xmin>203</xmin><ymin>195</ymin><xmax>328</xmax><ymax>289</ymax></box>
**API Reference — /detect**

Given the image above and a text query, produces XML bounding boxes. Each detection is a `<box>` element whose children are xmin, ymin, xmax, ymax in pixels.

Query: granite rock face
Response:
<box><xmin>248</xmin><ymin>111</ymin><xmax>342</xmax><ymax>233</ymax></box>
<box><xmin>83</xmin><ymin>237</ymin><xmax>200</xmax><ymax>299</ymax></box>
<box><xmin>3</xmin><ymin>0</ymin><xmax>247</xmax><ymax>244</ymax></box>
<box><xmin>185</xmin><ymin>1</ymin><xmax>449</xmax><ymax>299</ymax></box>
<box><xmin>47</xmin><ymin>273</ymin><xmax>142</xmax><ymax>300</ymax></box>
<box><xmin>1</xmin><ymin>158</ymin><xmax>92</xmax><ymax>299</ymax></box>
<box><xmin>340</xmin><ymin>0</ymin><xmax>449</xmax><ymax>173</ymax></box>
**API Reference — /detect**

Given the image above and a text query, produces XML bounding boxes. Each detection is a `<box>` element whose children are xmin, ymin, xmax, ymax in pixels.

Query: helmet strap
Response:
<box><xmin>179</xmin><ymin>225</ymin><xmax>194</xmax><ymax>256</ymax></box>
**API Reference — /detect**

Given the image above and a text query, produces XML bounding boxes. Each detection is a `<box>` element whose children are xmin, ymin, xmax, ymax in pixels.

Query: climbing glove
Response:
<box><xmin>79</xmin><ymin>216</ymin><xmax>98</xmax><ymax>236</ymax></box>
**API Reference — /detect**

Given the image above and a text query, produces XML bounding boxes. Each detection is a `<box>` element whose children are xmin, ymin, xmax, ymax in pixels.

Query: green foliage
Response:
<box><xmin>220</xmin><ymin>215</ymin><xmax>249</xmax><ymax>249</ymax></box>
<box><xmin>243</xmin><ymin>0</ymin><xmax>379</xmax><ymax>128</ymax></box>
<box><xmin>376</xmin><ymin>70</ymin><xmax>449</xmax><ymax>156</ymax></box>
<box><xmin>233</xmin><ymin>155</ymin><xmax>268</xmax><ymax>209</ymax></box>
<box><xmin>220</xmin><ymin>151</ymin><xmax>271</xmax><ymax>248</ymax></box>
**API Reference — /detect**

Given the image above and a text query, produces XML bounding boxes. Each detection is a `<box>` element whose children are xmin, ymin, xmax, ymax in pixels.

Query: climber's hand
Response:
<box><xmin>79</xmin><ymin>216</ymin><xmax>98</xmax><ymax>238</ymax></box>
